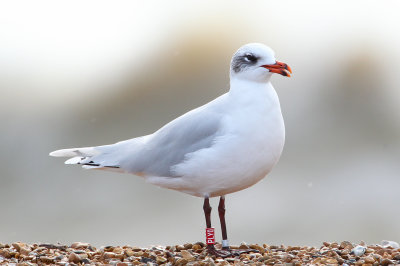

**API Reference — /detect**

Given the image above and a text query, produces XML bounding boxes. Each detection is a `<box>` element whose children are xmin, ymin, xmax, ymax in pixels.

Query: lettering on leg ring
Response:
<box><xmin>205</xmin><ymin>228</ymin><xmax>215</xmax><ymax>245</ymax></box>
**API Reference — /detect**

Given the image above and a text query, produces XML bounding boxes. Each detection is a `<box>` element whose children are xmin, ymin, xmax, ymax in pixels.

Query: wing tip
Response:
<box><xmin>49</xmin><ymin>149</ymin><xmax>76</xmax><ymax>157</ymax></box>
<box><xmin>49</xmin><ymin>147</ymin><xmax>100</xmax><ymax>157</ymax></box>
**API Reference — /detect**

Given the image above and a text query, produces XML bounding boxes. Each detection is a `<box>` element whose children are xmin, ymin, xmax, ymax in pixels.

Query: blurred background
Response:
<box><xmin>1</xmin><ymin>0</ymin><xmax>399</xmax><ymax>248</ymax></box>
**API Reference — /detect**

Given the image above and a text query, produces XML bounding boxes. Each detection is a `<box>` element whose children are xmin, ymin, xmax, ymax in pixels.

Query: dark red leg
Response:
<box><xmin>203</xmin><ymin>197</ymin><xmax>231</xmax><ymax>257</ymax></box>
<box><xmin>218</xmin><ymin>196</ymin><xmax>229</xmax><ymax>250</ymax></box>
<box><xmin>203</xmin><ymin>197</ymin><xmax>212</xmax><ymax>228</ymax></box>
<box><xmin>216</xmin><ymin>196</ymin><xmax>258</xmax><ymax>256</ymax></box>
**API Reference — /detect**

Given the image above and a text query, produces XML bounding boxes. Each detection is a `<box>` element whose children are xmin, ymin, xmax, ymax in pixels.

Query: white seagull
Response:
<box><xmin>50</xmin><ymin>43</ymin><xmax>292</xmax><ymax>257</ymax></box>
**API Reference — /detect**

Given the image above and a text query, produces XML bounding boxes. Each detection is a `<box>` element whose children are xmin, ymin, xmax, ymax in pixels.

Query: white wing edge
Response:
<box><xmin>49</xmin><ymin>147</ymin><xmax>100</xmax><ymax>157</ymax></box>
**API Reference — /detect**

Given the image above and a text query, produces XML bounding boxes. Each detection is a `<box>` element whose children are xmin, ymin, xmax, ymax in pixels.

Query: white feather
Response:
<box><xmin>65</xmin><ymin>157</ymin><xmax>84</xmax><ymax>165</ymax></box>
<box><xmin>49</xmin><ymin>147</ymin><xmax>100</xmax><ymax>157</ymax></box>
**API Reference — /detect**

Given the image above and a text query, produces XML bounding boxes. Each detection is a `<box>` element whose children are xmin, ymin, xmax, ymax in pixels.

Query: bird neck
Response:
<box><xmin>229</xmin><ymin>77</ymin><xmax>273</xmax><ymax>97</ymax></box>
<box><xmin>227</xmin><ymin>77</ymin><xmax>280</xmax><ymax>110</ymax></box>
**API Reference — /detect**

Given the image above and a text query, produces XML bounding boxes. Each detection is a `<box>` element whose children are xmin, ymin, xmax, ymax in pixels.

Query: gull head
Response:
<box><xmin>230</xmin><ymin>43</ymin><xmax>292</xmax><ymax>83</ymax></box>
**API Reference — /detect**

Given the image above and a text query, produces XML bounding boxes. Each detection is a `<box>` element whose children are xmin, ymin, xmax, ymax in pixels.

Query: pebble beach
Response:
<box><xmin>1</xmin><ymin>241</ymin><xmax>400</xmax><ymax>265</ymax></box>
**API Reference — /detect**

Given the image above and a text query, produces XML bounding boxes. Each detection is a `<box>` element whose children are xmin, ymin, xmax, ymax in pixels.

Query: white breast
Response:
<box><xmin>163</xmin><ymin>81</ymin><xmax>285</xmax><ymax>197</ymax></box>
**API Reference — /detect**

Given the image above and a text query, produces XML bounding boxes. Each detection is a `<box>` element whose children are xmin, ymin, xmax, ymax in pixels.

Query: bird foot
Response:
<box><xmin>206</xmin><ymin>245</ymin><xmax>232</xmax><ymax>258</ymax></box>
<box><xmin>207</xmin><ymin>245</ymin><xmax>258</xmax><ymax>258</ymax></box>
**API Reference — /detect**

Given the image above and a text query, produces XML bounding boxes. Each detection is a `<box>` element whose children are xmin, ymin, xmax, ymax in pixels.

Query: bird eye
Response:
<box><xmin>244</xmin><ymin>54</ymin><xmax>257</xmax><ymax>63</ymax></box>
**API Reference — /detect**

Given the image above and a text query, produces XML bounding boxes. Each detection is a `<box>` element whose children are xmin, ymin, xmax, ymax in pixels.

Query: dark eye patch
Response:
<box><xmin>231</xmin><ymin>53</ymin><xmax>259</xmax><ymax>73</ymax></box>
<box><xmin>244</xmin><ymin>53</ymin><xmax>258</xmax><ymax>63</ymax></box>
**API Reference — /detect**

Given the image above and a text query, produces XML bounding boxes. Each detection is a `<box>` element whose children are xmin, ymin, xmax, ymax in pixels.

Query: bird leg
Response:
<box><xmin>203</xmin><ymin>197</ymin><xmax>212</xmax><ymax>228</ymax></box>
<box><xmin>218</xmin><ymin>196</ymin><xmax>229</xmax><ymax>250</ymax></box>
<box><xmin>216</xmin><ymin>196</ymin><xmax>258</xmax><ymax>256</ymax></box>
<box><xmin>203</xmin><ymin>197</ymin><xmax>231</xmax><ymax>258</ymax></box>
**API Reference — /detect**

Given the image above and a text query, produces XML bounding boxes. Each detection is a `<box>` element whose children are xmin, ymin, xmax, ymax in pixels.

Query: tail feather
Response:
<box><xmin>50</xmin><ymin>146</ymin><xmax>121</xmax><ymax>171</ymax></box>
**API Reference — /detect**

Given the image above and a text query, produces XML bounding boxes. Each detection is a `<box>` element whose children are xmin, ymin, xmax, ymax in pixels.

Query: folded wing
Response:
<box><xmin>50</xmin><ymin>97</ymin><xmax>224</xmax><ymax>177</ymax></box>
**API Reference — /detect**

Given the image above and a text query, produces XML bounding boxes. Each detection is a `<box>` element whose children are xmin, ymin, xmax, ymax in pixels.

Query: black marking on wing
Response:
<box><xmin>78</xmin><ymin>159</ymin><xmax>120</xmax><ymax>168</ymax></box>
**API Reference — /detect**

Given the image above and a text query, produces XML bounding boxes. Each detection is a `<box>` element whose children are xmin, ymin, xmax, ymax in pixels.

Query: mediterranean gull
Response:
<box><xmin>50</xmin><ymin>43</ymin><xmax>292</xmax><ymax>257</ymax></box>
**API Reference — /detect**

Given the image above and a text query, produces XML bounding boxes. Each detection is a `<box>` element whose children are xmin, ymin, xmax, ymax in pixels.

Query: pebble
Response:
<box><xmin>364</xmin><ymin>255</ymin><xmax>375</xmax><ymax>263</ymax></box>
<box><xmin>68</xmin><ymin>252</ymin><xmax>82</xmax><ymax>263</ymax></box>
<box><xmin>133</xmin><ymin>251</ymin><xmax>144</xmax><ymax>257</ymax></box>
<box><xmin>20</xmin><ymin>247</ymin><xmax>31</xmax><ymax>256</ymax></box>
<box><xmin>183</xmin><ymin>243</ymin><xmax>193</xmax><ymax>249</ymax></box>
<box><xmin>71</xmin><ymin>242</ymin><xmax>90</xmax><ymax>249</ymax></box>
<box><xmin>103</xmin><ymin>251</ymin><xmax>116</xmax><ymax>259</ymax></box>
<box><xmin>192</xmin><ymin>244</ymin><xmax>202</xmax><ymax>251</ymax></box>
<box><xmin>39</xmin><ymin>256</ymin><xmax>54</xmax><ymax>264</ymax></box>
<box><xmin>0</xmin><ymin>240</ymin><xmax>399</xmax><ymax>265</ymax></box>
<box><xmin>156</xmin><ymin>255</ymin><xmax>167</xmax><ymax>264</ymax></box>
<box><xmin>113</xmin><ymin>247</ymin><xmax>124</xmax><ymax>254</ymax></box>
<box><xmin>175</xmin><ymin>257</ymin><xmax>188</xmax><ymax>265</ymax></box>
<box><xmin>381</xmin><ymin>258</ymin><xmax>395</xmax><ymax>265</ymax></box>
<box><xmin>352</xmin><ymin>245</ymin><xmax>367</xmax><ymax>256</ymax></box>
<box><xmin>340</xmin><ymin>241</ymin><xmax>354</xmax><ymax>250</ymax></box>
<box><xmin>180</xmin><ymin>249</ymin><xmax>195</xmax><ymax>261</ymax></box>
<box><xmin>12</xmin><ymin>242</ymin><xmax>26</xmax><ymax>252</ymax></box>
<box><xmin>175</xmin><ymin>245</ymin><xmax>185</xmax><ymax>251</ymax></box>
<box><xmin>381</xmin><ymin>240</ymin><xmax>400</xmax><ymax>249</ymax></box>
<box><xmin>249</xmin><ymin>244</ymin><xmax>266</xmax><ymax>253</ymax></box>
<box><xmin>239</xmin><ymin>242</ymin><xmax>249</xmax><ymax>249</ymax></box>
